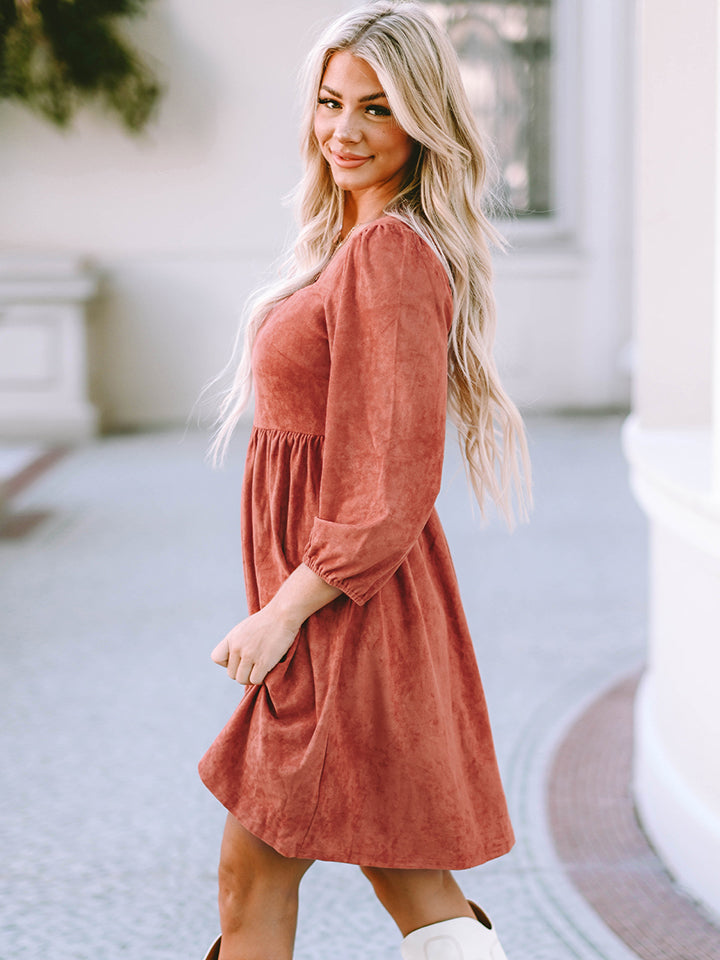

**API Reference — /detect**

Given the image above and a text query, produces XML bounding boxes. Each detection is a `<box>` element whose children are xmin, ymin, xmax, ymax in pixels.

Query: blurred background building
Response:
<box><xmin>0</xmin><ymin>0</ymin><xmax>718</xmax><ymax>933</ymax></box>
<box><xmin>0</xmin><ymin>0</ymin><xmax>634</xmax><ymax>438</ymax></box>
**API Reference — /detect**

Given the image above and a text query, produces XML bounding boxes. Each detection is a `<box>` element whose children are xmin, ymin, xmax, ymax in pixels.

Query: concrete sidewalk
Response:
<box><xmin>1</xmin><ymin>416</ymin><xmax>649</xmax><ymax>960</ymax></box>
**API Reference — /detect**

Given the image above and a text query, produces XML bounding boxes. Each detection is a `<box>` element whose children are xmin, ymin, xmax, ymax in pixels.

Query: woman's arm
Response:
<box><xmin>211</xmin><ymin>563</ymin><xmax>342</xmax><ymax>685</ymax></box>
<box><xmin>301</xmin><ymin>221</ymin><xmax>452</xmax><ymax>605</ymax></box>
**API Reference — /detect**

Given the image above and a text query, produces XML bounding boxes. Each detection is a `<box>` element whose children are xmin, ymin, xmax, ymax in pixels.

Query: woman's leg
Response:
<box><xmin>359</xmin><ymin>866</ymin><xmax>475</xmax><ymax>937</ymax></box>
<box><xmin>217</xmin><ymin>813</ymin><xmax>314</xmax><ymax>960</ymax></box>
<box><xmin>361</xmin><ymin>866</ymin><xmax>507</xmax><ymax>959</ymax></box>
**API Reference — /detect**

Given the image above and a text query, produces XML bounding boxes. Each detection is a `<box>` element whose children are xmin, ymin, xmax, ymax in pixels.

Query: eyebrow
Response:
<box><xmin>320</xmin><ymin>84</ymin><xmax>387</xmax><ymax>103</ymax></box>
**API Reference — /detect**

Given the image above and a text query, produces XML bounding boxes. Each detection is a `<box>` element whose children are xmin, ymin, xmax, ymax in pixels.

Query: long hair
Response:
<box><xmin>210</xmin><ymin>0</ymin><xmax>531</xmax><ymax>524</ymax></box>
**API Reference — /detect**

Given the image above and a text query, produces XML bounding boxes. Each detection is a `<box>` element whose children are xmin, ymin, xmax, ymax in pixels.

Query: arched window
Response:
<box><xmin>422</xmin><ymin>1</ymin><xmax>556</xmax><ymax>220</ymax></box>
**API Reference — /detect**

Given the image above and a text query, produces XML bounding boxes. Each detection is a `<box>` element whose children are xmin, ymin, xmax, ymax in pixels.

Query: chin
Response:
<box><xmin>330</xmin><ymin>171</ymin><xmax>364</xmax><ymax>191</ymax></box>
<box><xmin>335</xmin><ymin>173</ymin><xmax>365</xmax><ymax>189</ymax></box>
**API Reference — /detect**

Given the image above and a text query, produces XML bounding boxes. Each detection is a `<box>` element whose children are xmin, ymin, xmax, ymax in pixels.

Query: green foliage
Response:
<box><xmin>0</xmin><ymin>0</ymin><xmax>162</xmax><ymax>133</ymax></box>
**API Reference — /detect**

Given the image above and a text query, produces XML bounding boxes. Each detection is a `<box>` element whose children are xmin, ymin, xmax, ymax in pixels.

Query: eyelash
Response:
<box><xmin>317</xmin><ymin>97</ymin><xmax>391</xmax><ymax>118</ymax></box>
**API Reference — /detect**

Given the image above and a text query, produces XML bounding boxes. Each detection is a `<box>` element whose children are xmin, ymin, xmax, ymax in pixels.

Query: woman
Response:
<box><xmin>198</xmin><ymin>3</ymin><xmax>531</xmax><ymax>959</ymax></box>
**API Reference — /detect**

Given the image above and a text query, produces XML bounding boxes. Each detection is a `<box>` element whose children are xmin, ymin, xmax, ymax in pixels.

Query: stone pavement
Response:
<box><xmin>0</xmin><ymin>416</ymin><xmax>653</xmax><ymax>960</ymax></box>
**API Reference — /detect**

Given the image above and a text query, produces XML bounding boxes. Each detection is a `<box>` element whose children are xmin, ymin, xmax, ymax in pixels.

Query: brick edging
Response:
<box><xmin>547</xmin><ymin>671</ymin><xmax>720</xmax><ymax>960</ymax></box>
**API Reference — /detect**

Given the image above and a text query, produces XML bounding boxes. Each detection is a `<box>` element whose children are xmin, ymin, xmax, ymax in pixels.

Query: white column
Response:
<box><xmin>624</xmin><ymin>0</ymin><xmax>720</xmax><ymax>919</ymax></box>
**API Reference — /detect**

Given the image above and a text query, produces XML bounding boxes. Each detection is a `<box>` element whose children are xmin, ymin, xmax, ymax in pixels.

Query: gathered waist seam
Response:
<box><xmin>252</xmin><ymin>425</ymin><xmax>325</xmax><ymax>441</ymax></box>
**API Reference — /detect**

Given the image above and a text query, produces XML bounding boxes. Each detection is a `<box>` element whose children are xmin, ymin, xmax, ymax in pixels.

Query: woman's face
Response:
<box><xmin>314</xmin><ymin>51</ymin><xmax>414</xmax><ymax>212</ymax></box>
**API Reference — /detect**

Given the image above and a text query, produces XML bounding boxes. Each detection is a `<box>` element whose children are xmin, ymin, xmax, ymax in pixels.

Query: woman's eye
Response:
<box><xmin>367</xmin><ymin>105</ymin><xmax>391</xmax><ymax>117</ymax></box>
<box><xmin>317</xmin><ymin>97</ymin><xmax>340</xmax><ymax>110</ymax></box>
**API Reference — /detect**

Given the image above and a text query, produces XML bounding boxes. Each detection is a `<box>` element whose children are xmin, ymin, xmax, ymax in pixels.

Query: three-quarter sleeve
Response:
<box><xmin>302</xmin><ymin>220</ymin><xmax>453</xmax><ymax>605</ymax></box>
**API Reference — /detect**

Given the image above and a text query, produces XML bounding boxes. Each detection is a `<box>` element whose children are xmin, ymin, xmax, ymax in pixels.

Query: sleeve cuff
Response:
<box><xmin>301</xmin><ymin>550</ymin><xmax>371</xmax><ymax>607</ymax></box>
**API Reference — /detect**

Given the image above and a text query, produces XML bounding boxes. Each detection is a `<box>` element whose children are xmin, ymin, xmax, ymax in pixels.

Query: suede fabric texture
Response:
<box><xmin>198</xmin><ymin>217</ymin><xmax>515</xmax><ymax>869</ymax></box>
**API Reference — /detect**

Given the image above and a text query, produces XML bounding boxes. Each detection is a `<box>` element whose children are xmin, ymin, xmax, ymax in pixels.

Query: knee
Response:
<box><xmin>218</xmin><ymin>849</ymin><xmax>296</xmax><ymax>905</ymax></box>
<box><xmin>217</xmin><ymin>833</ymin><xmax>307</xmax><ymax>923</ymax></box>
<box><xmin>217</xmin><ymin>849</ymin><xmax>252</xmax><ymax>905</ymax></box>
<box><xmin>219</xmin><ymin>859</ymin><xmax>301</xmax><ymax>933</ymax></box>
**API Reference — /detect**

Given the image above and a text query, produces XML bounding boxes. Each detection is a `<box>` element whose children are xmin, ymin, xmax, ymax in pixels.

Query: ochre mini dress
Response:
<box><xmin>199</xmin><ymin>216</ymin><xmax>514</xmax><ymax>869</ymax></box>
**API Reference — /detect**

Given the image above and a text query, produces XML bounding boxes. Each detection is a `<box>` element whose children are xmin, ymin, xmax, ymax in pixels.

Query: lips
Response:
<box><xmin>330</xmin><ymin>151</ymin><xmax>372</xmax><ymax>168</ymax></box>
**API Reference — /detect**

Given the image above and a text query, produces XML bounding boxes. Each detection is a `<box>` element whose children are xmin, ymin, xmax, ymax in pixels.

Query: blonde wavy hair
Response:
<box><xmin>211</xmin><ymin>0</ymin><xmax>531</xmax><ymax>524</ymax></box>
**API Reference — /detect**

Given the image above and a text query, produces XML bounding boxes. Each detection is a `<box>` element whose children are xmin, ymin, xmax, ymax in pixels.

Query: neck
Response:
<box><xmin>341</xmin><ymin>188</ymin><xmax>392</xmax><ymax>237</ymax></box>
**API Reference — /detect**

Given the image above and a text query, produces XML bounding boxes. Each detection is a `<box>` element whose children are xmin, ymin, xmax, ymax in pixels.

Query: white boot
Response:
<box><xmin>201</xmin><ymin>934</ymin><xmax>221</xmax><ymax>960</ymax></box>
<box><xmin>400</xmin><ymin>901</ymin><xmax>508</xmax><ymax>960</ymax></box>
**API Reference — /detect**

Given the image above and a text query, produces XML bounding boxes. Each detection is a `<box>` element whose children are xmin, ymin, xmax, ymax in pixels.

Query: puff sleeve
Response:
<box><xmin>301</xmin><ymin>221</ymin><xmax>453</xmax><ymax>605</ymax></box>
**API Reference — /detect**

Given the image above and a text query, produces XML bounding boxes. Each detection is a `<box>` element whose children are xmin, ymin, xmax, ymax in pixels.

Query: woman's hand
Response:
<box><xmin>211</xmin><ymin>606</ymin><xmax>300</xmax><ymax>686</ymax></box>
<box><xmin>210</xmin><ymin>563</ymin><xmax>342</xmax><ymax>685</ymax></box>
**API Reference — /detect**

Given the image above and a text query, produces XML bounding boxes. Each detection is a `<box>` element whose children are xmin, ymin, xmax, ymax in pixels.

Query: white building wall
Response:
<box><xmin>0</xmin><ymin>0</ymin><xmax>349</xmax><ymax>430</ymax></box>
<box><xmin>0</xmin><ymin>0</ymin><xmax>633</xmax><ymax>432</ymax></box>
<box><xmin>625</xmin><ymin>0</ymin><xmax>720</xmax><ymax>920</ymax></box>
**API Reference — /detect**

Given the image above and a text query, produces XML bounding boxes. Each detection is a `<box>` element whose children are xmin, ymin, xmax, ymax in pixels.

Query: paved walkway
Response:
<box><xmin>1</xmin><ymin>416</ymin><xmax>653</xmax><ymax>959</ymax></box>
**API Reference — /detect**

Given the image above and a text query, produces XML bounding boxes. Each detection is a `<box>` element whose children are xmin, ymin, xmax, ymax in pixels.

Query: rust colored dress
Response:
<box><xmin>198</xmin><ymin>216</ymin><xmax>514</xmax><ymax>869</ymax></box>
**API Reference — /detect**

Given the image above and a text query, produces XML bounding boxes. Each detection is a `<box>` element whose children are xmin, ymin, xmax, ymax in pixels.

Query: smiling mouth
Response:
<box><xmin>331</xmin><ymin>151</ymin><xmax>372</xmax><ymax>165</ymax></box>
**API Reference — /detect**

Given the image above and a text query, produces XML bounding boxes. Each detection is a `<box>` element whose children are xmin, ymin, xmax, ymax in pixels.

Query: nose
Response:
<box><xmin>334</xmin><ymin>110</ymin><xmax>362</xmax><ymax>144</ymax></box>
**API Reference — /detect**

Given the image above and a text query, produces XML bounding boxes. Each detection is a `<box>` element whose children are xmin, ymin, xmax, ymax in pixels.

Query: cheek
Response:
<box><xmin>376</xmin><ymin>120</ymin><xmax>411</xmax><ymax>156</ymax></box>
<box><xmin>387</xmin><ymin>131</ymin><xmax>414</xmax><ymax>167</ymax></box>
<box><xmin>313</xmin><ymin>112</ymin><xmax>328</xmax><ymax>145</ymax></box>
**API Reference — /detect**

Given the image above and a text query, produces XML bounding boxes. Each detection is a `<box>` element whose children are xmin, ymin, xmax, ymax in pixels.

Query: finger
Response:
<box><xmin>227</xmin><ymin>646</ymin><xmax>242</xmax><ymax>680</ymax></box>
<box><xmin>248</xmin><ymin>662</ymin><xmax>267</xmax><ymax>686</ymax></box>
<box><xmin>211</xmin><ymin>638</ymin><xmax>229</xmax><ymax>666</ymax></box>
<box><xmin>236</xmin><ymin>658</ymin><xmax>255</xmax><ymax>685</ymax></box>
